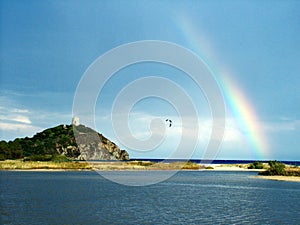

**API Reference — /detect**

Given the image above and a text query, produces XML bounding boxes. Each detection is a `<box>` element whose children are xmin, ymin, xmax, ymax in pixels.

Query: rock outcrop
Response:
<box><xmin>73</xmin><ymin>124</ymin><xmax>129</xmax><ymax>161</ymax></box>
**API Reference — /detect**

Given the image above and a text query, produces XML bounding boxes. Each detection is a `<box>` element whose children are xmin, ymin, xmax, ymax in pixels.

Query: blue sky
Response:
<box><xmin>1</xmin><ymin>0</ymin><xmax>299</xmax><ymax>160</ymax></box>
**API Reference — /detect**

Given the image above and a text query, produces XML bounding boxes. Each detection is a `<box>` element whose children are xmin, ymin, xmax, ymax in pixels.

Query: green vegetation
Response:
<box><xmin>266</xmin><ymin>160</ymin><xmax>286</xmax><ymax>175</ymax></box>
<box><xmin>205</xmin><ymin>166</ymin><xmax>214</xmax><ymax>170</ymax></box>
<box><xmin>259</xmin><ymin>161</ymin><xmax>300</xmax><ymax>176</ymax></box>
<box><xmin>182</xmin><ymin>161</ymin><xmax>201</xmax><ymax>170</ymax></box>
<box><xmin>0</xmin><ymin>160</ymin><xmax>92</xmax><ymax>170</ymax></box>
<box><xmin>23</xmin><ymin>154</ymin><xmax>72</xmax><ymax>162</ymax></box>
<box><xmin>128</xmin><ymin>161</ymin><xmax>155</xmax><ymax>167</ymax></box>
<box><xmin>248</xmin><ymin>161</ymin><xmax>264</xmax><ymax>169</ymax></box>
<box><xmin>0</xmin><ymin>124</ymin><xmax>78</xmax><ymax>161</ymax></box>
<box><xmin>0</xmin><ymin>160</ymin><xmax>201</xmax><ymax>171</ymax></box>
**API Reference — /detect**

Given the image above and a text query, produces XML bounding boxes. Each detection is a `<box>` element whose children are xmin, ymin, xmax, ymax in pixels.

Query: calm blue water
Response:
<box><xmin>130</xmin><ymin>159</ymin><xmax>300</xmax><ymax>166</ymax></box>
<box><xmin>1</xmin><ymin>171</ymin><xmax>300</xmax><ymax>224</ymax></box>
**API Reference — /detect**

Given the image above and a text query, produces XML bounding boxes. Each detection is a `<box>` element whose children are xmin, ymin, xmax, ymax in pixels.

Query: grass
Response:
<box><xmin>284</xmin><ymin>167</ymin><xmax>300</xmax><ymax>176</ymax></box>
<box><xmin>4</xmin><ymin>160</ymin><xmax>298</xmax><ymax>174</ymax></box>
<box><xmin>0</xmin><ymin>160</ymin><xmax>92</xmax><ymax>170</ymax></box>
<box><xmin>258</xmin><ymin>161</ymin><xmax>300</xmax><ymax>177</ymax></box>
<box><xmin>0</xmin><ymin>160</ymin><xmax>206</xmax><ymax>171</ymax></box>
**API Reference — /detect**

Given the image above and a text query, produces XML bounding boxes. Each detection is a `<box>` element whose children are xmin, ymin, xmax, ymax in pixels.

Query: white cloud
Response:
<box><xmin>0</xmin><ymin>100</ymin><xmax>72</xmax><ymax>140</ymax></box>
<box><xmin>98</xmin><ymin>111</ymin><xmax>246</xmax><ymax>146</ymax></box>
<box><xmin>261</xmin><ymin>119</ymin><xmax>300</xmax><ymax>132</ymax></box>
<box><xmin>0</xmin><ymin>122</ymin><xmax>38</xmax><ymax>131</ymax></box>
<box><xmin>11</xmin><ymin>108</ymin><xmax>29</xmax><ymax>113</ymax></box>
<box><xmin>11</xmin><ymin>115</ymin><xmax>32</xmax><ymax>124</ymax></box>
<box><xmin>0</xmin><ymin>106</ymin><xmax>32</xmax><ymax>124</ymax></box>
<box><xmin>99</xmin><ymin>111</ymin><xmax>297</xmax><ymax>145</ymax></box>
<box><xmin>0</xmin><ymin>121</ymin><xmax>43</xmax><ymax>140</ymax></box>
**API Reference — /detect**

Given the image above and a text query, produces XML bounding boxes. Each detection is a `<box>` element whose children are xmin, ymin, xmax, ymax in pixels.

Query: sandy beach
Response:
<box><xmin>205</xmin><ymin>164</ymin><xmax>265</xmax><ymax>172</ymax></box>
<box><xmin>254</xmin><ymin>175</ymin><xmax>300</xmax><ymax>182</ymax></box>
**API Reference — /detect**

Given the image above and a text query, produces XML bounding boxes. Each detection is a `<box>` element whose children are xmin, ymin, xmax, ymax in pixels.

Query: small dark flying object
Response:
<box><xmin>165</xmin><ymin>119</ymin><xmax>172</xmax><ymax>127</ymax></box>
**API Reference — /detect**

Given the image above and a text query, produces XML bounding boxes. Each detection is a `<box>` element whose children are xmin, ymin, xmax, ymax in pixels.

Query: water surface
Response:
<box><xmin>1</xmin><ymin>171</ymin><xmax>299</xmax><ymax>224</ymax></box>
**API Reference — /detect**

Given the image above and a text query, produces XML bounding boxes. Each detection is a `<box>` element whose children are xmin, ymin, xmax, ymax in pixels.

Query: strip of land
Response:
<box><xmin>255</xmin><ymin>175</ymin><xmax>300</xmax><ymax>182</ymax></box>
<box><xmin>0</xmin><ymin>160</ymin><xmax>270</xmax><ymax>172</ymax></box>
<box><xmin>0</xmin><ymin>160</ymin><xmax>205</xmax><ymax>171</ymax></box>
<box><xmin>206</xmin><ymin>164</ymin><xmax>264</xmax><ymax>172</ymax></box>
<box><xmin>1</xmin><ymin>160</ymin><xmax>299</xmax><ymax>184</ymax></box>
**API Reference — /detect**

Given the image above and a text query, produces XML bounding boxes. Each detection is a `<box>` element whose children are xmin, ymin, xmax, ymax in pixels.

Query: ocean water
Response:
<box><xmin>1</xmin><ymin>171</ymin><xmax>300</xmax><ymax>224</ymax></box>
<box><xmin>129</xmin><ymin>159</ymin><xmax>300</xmax><ymax>166</ymax></box>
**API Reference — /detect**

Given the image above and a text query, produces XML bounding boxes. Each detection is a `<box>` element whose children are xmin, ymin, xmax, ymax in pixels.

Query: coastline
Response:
<box><xmin>0</xmin><ymin>160</ymin><xmax>265</xmax><ymax>172</ymax></box>
<box><xmin>204</xmin><ymin>164</ymin><xmax>264</xmax><ymax>172</ymax></box>
<box><xmin>254</xmin><ymin>175</ymin><xmax>300</xmax><ymax>182</ymax></box>
<box><xmin>1</xmin><ymin>160</ymin><xmax>299</xmax><ymax>183</ymax></box>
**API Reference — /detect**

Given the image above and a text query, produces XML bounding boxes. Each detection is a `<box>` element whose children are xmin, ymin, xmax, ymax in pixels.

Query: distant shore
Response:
<box><xmin>1</xmin><ymin>160</ymin><xmax>299</xmax><ymax>182</ymax></box>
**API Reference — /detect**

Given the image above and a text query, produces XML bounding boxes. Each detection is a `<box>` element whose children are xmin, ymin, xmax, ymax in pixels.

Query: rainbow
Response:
<box><xmin>178</xmin><ymin>17</ymin><xmax>269</xmax><ymax>159</ymax></box>
<box><xmin>220</xmin><ymin>74</ymin><xmax>269</xmax><ymax>159</ymax></box>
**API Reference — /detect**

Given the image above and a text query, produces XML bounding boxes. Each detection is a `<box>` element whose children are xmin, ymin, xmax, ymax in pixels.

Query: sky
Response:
<box><xmin>0</xmin><ymin>0</ymin><xmax>299</xmax><ymax>161</ymax></box>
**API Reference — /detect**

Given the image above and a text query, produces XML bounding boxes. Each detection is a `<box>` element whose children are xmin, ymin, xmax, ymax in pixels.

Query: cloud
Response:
<box><xmin>0</xmin><ymin>121</ymin><xmax>43</xmax><ymax>140</ymax></box>
<box><xmin>10</xmin><ymin>115</ymin><xmax>31</xmax><ymax>124</ymax></box>
<box><xmin>0</xmin><ymin>105</ymin><xmax>32</xmax><ymax>125</ymax></box>
<box><xmin>0</xmin><ymin>96</ymin><xmax>72</xmax><ymax>140</ymax></box>
<box><xmin>97</xmin><ymin>111</ymin><xmax>245</xmax><ymax>145</ymax></box>
<box><xmin>0</xmin><ymin>122</ymin><xmax>39</xmax><ymax>132</ymax></box>
<box><xmin>102</xmin><ymin>111</ymin><xmax>300</xmax><ymax>150</ymax></box>
<box><xmin>11</xmin><ymin>109</ymin><xmax>29</xmax><ymax>113</ymax></box>
<box><xmin>261</xmin><ymin>119</ymin><xmax>300</xmax><ymax>132</ymax></box>
<box><xmin>0</xmin><ymin>109</ymin><xmax>72</xmax><ymax>141</ymax></box>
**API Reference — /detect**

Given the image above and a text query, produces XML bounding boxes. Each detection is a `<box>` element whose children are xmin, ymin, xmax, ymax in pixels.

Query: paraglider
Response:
<box><xmin>165</xmin><ymin>119</ymin><xmax>172</xmax><ymax>127</ymax></box>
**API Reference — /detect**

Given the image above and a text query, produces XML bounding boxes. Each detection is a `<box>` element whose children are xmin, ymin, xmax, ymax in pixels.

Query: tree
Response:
<box><xmin>0</xmin><ymin>141</ymin><xmax>10</xmax><ymax>160</ymax></box>
<box><xmin>248</xmin><ymin>161</ymin><xmax>264</xmax><ymax>169</ymax></box>
<box><xmin>259</xmin><ymin>161</ymin><xmax>286</xmax><ymax>176</ymax></box>
<box><xmin>268</xmin><ymin>160</ymin><xmax>286</xmax><ymax>175</ymax></box>
<box><xmin>9</xmin><ymin>140</ymin><xmax>23</xmax><ymax>159</ymax></box>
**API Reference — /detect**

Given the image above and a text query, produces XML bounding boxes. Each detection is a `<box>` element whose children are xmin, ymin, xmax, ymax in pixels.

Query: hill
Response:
<box><xmin>0</xmin><ymin>124</ymin><xmax>129</xmax><ymax>161</ymax></box>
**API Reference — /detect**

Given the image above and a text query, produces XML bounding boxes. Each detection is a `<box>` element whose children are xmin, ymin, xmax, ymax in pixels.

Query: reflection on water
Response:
<box><xmin>1</xmin><ymin>171</ymin><xmax>300</xmax><ymax>224</ymax></box>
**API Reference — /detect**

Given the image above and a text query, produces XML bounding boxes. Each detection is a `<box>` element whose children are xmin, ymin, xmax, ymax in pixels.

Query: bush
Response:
<box><xmin>182</xmin><ymin>161</ymin><xmax>200</xmax><ymax>170</ymax></box>
<box><xmin>27</xmin><ymin>154</ymin><xmax>53</xmax><ymax>161</ymax></box>
<box><xmin>285</xmin><ymin>169</ymin><xmax>300</xmax><ymax>177</ymax></box>
<box><xmin>23</xmin><ymin>154</ymin><xmax>72</xmax><ymax>162</ymax></box>
<box><xmin>0</xmin><ymin>154</ymin><xmax>5</xmax><ymax>161</ymax></box>
<box><xmin>248</xmin><ymin>161</ymin><xmax>264</xmax><ymax>169</ymax></box>
<box><xmin>259</xmin><ymin>161</ymin><xmax>286</xmax><ymax>176</ymax></box>
<box><xmin>205</xmin><ymin>166</ymin><xmax>214</xmax><ymax>170</ymax></box>
<box><xmin>51</xmin><ymin>154</ymin><xmax>72</xmax><ymax>162</ymax></box>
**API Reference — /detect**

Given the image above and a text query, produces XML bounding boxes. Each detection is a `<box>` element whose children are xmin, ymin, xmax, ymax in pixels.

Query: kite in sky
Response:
<box><xmin>165</xmin><ymin>119</ymin><xmax>172</xmax><ymax>127</ymax></box>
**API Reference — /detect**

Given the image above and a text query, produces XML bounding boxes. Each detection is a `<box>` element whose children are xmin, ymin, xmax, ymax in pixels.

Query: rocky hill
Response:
<box><xmin>0</xmin><ymin>124</ymin><xmax>129</xmax><ymax>161</ymax></box>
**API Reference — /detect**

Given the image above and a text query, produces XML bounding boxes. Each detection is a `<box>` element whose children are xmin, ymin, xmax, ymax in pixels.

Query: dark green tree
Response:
<box><xmin>259</xmin><ymin>161</ymin><xmax>286</xmax><ymax>176</ymax></box>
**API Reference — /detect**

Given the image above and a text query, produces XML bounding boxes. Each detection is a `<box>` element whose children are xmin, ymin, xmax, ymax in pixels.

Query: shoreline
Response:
<box><xmin>2</xmin><ymin>167</ymin><xmax>264</xmax><ymax>172</ymax></box>
<box><xmin>1</xmin><ymin>160</ymin><xmax>299</xmax><ymax>183</ymax></box>
<box><xmin>254</xmin><ymin>175</ymin><xmax>300</xmax><ymax>182</ymax></box>
<box><xmin>0</xmin><ymin>160</ymin><xmax>266</xmax><ymax>172</ymax></box>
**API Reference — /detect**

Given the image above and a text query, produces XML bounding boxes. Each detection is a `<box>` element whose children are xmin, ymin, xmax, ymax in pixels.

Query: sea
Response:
<box><xmin>1</xmin><ymin>170</ymin><xmax>300</xmax><ymax>224</ymax></box>
<box><xmin>129</xmin><ymin>158</ymin><xmax>300</xmax><ymax>166</ymax></box>
<box><xmin>86</xmin><ymin>159</ymin><xmax>300</xmax><ymax>166</ymax></box>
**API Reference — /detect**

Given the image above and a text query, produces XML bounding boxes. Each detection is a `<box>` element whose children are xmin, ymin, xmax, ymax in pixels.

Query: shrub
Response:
<box><xmin>285</xmin><ymin>170</ymin><xmax>300</xmax><ymax>177</ymax></box>
<box><xmin>248</xmin><ymin>161</ymin><xmax>264</xmax><ymax>169</ymax></box>
<box><xmin>0</xmin><ymin>153</ymin><xmax>5</xmax><ymax>161</ymax></box>
<box><xmin>29</xmin><ymin>154</ymin><xmax>53</xmax><ymax>161</ymax></box>
<box><xmin>51</xmin><ymin>154</ymin><xmax>72</xmax><ymax>162</ymax></box>
<box><xmin>182</xmin><ymin>161</ymin><xmax>200</xmax><ymax>170</ymax></box>
<box><xmin>205</xmin><ymin>166</ymin><xmax>214</xmax><ymax>170</ymax></box>
<box><xmin>259</xmin><ymin>161</ymin><xmax>286</xmax><ymax>176</ymax></box>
